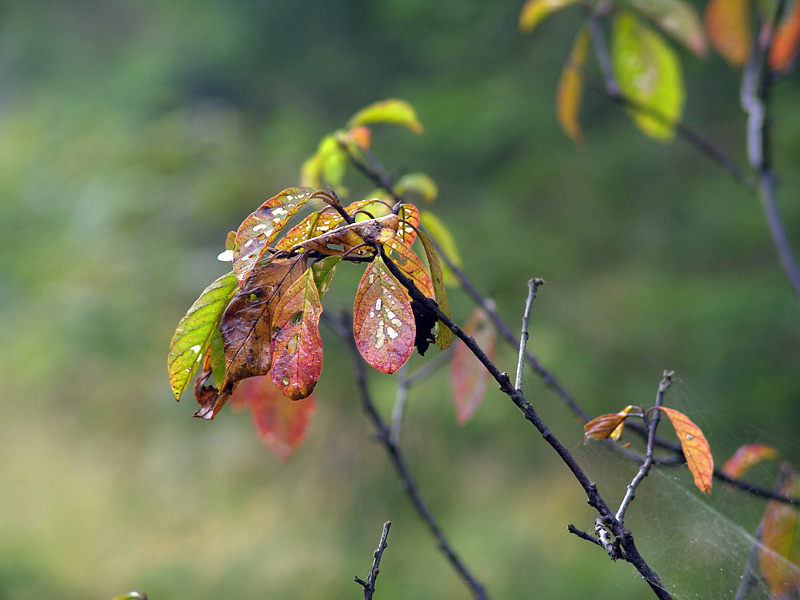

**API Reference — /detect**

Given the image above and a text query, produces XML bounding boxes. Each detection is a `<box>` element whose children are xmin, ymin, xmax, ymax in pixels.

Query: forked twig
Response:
<box><xmin>355</xmin><ymin>521</ymin><xmax>392</xmax><ymax>600</ymax></box>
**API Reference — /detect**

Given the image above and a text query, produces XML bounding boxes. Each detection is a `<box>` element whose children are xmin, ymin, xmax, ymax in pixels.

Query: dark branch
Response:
<box><xmin>354</xmin><ymin>521</ymin><xmax>392</xmax><ymax>600</ymax></box>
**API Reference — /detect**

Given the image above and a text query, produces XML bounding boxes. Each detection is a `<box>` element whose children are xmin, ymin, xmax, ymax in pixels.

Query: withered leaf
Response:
<box><xmin>721</xmin><ymin>443</ymin><xmax>779</xmax><ymax>480</ymax></box>
<box><xmin>274</xmin><ymin>199</ymin><xmax>373</xmax><ymax>252</ymax></box>
<box><xmin>291</xmin><ymin>213</ymin><xmax>399</xmax><ymax>256</ymax></box>
<box><xmin>656</xmin><ymin>406</ymin><xmax>714</xmax><ymax>494</ymax></box>
<box><xmin>584</xmin><ymin>405</ymin><xmax>636</xmax><ymax>442</ymax></box>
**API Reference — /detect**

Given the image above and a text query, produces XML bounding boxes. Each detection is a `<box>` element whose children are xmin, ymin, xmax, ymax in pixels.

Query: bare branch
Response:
<box><xmin>354</xmin><ymin>521</ymin><xmax>392</xmax><ymax>600</ymax></box>
<box><xmin>515</xmin><ymin>278</ymin><xmax>545</xmax><ymax>391</ymax></box>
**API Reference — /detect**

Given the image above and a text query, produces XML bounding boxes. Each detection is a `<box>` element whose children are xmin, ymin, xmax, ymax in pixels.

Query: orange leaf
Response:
<box><xmin>656</xmin><ymin>406</ymin><xmax>714</xmax><ymax>494</ymax></box>
<box><xmin>269</xmin><ymin>268</ymin><xmax>324</xmax><ymax>400</ymax></box>
<box><xmin>770</xmin><ymin>0</ymin><xmax>800</xmax><ymax>72</ymax></box>
<box><xmin>384</xmin><ymin>234</ymin><xmax>435</xmax><ymax>299</ymax></box>
<box><xmin>450</xmin><ymin>307</ymin><xmax>496</xmax><ymax>424</ymax></box>
<box><xmin>353</xmin><ymin>255</ymin><xmax>416</xmax><ymax>374</ymax></box>
<box><xmin>721</xmin><ymin>443</ymin><xmax>779</xmax><ymax>479</ymax></box>
<box><xmin>705</xmin><ymin>0</ymin><xmax>752</xmax><ymax>66</ymax></box>
<box><xmin>397</xmin><ymin>203</ymin><xmax>420</xmax><ymax>247</ymax></box>
<box><xmin>230</xmin><ymin>376</ymin><xmax>316</xmax><ymax>461</ymax></box>
<box><xmin>759</xmin><ymin>469</ymin><xmax>800</xmax><ymax>597</ymax></box>
<box><xmin>584</xmin><ymin>405</ymin><xmax>636</xmax><ymax>442</ymax></box>
<box><xmin>557</xmin><ymin>26</ymin><xmax>590</xmax><ymax>143</ymax></box>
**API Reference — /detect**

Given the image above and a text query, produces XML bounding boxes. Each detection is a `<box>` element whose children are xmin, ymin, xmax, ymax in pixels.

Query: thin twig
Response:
<box><xmin>515</xmin><ymin>278</ymin><xmax>544</xmax><ymax>391</ymax></box>
<box><xmin>332</xmin><ymin>311</ymin><xmax>490</xmax><ymax>600</ymax></box>
<box><xmin>615</xmin><ymin>371</ymin><xmax>673</xmax><ymax>523</ymax></box>
<box><xmin>355</xmin><ymin>521</ymin><xmax>392</xmax><ymax>600</ymax></box>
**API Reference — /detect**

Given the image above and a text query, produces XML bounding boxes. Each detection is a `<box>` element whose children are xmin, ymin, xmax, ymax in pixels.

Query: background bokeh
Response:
<box><xmin>2</xmin><ymin>1</ymin><xmax>799</xmax><ymax>599</ymax></box>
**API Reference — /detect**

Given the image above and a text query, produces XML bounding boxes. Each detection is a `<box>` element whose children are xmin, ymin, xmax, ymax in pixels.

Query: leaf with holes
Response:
<box><xmin>558</xmin><ymin>26</ymin><xmax>590</xmax><ymax>143</ymax></box>
<box><xmin>215</xmin><ymin>255</ymin><xmax>308</xmax><ymax>418</ymax></box>
<box><xmin>630</xmin><ymin>0</ymin><xmax>707</xmax><ymax>57</ymax></box>
<box><xmin>584</xmin><ymin>405</ymin><xmax>636</xmax><ymax>442</ymax></box>
<box><xmin>270</xmin><ymin>268</ymin><xmax>324</xmax><ymax>400</ymax></box>
<box><xmin>656</xmin><ymin>406</ymin><xmax>713</xmax><ymax>494</ymax></box>
<box><xmin>168</xmin><ymin>271</ymin><xmax>238</xmax><ymax>401</ymax></box>
<box><xmin>519</xmin><ymin>0</ymin><xmax>579</xmax><ymax>32</ymax></box>
<box><xmin>722</xmin><ymin>444</ymin><xmax>779</xmax><ymax>480</ymax></box>
<box><xmin>770</xmin><ymin>0</ymin><xmax>800</xmax><ymax>72</ymax></box>
<box><xmin>704</xmin><ymin>0</ymin><xmax>752</xmax><ymax>66</ymax></box>
<box><xmin>347</xmin><ymin>98</ymin><xmax>423</xmax><ymax>134</ymax></box>
<box><xmin>418</xmin><ymin>230</ymin><xmax>452</xmax><ymax>350</ymax></box>
<box><xmin>612</xmin><ymin>12</ymin><xmax>685</xmax><ymax>140</ymax></box>
<box><xmin>451</xmin><ymin>307</ymin><xmax>496</xmax><ymax>424</ymax></box>
<box><xmin>396</xmin><ymin>203</ymin><xmax>420</xmax><ymax>247</ymax></box>
<box><xmin>384</xmin><ymin>234</ymin><xmax>435</xmax><ymax>299</ymax></box>
<box><xmin>230</xmin><ymin>375</ymin><xmax>316</xmax><ymax>461</ymax></box>
<box><xmin>232</xmin><ymin>187</ymin><xmax>317</xmax><ymax>284</ymax></box>
<box><xmin>760</xmin><ymin>469</ymin><xmax>800</xmax><ymax>597</ymax></box>
<box><xmin>275</xmin><ymin>199</ymin><xmax>373</xmax><ymax>252</ymax></box>
<box><xmin>353</xmin><ymin>255</ymin><xmax>416</xmax><ymax>374</ymax></box>
<box><xmin>292</xmin><ymin>213</ymin><xmax>399</xmax><ymax>256</ymax></box>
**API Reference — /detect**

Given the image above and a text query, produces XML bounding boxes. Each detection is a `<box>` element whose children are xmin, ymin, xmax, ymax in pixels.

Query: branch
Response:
<box><xmin>329</xmin><ymin>312</ymin><xmax>490</xmax><ymax>600</ymax></box>
<box><xmin>355</xmin><ymin>521</ymin><xmax>392</xmax><ymax>600</ymax></box>
<box><xmin>515</xmin><ymin>278</ymin><xmax>545</xmax><ymax>391</ymax></box>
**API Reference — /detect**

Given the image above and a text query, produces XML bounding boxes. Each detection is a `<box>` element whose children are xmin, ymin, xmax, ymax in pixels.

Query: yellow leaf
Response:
<box><xmin>347</xmin><ymin>99</ymin><xmax>423</xmax><ymax>134</ymax></box>
<box><xmin>557</xmin><ymin>26</ymin><xmax>590</xmax><ymax>143</ymax></box>
<box><xmin>519</xmin><ymin>0</ymin><xmax>579</xmax><ymax>32</ymax></box>
<box><xmin>704</xmin><ymin>0</ymin><xmax>752</xmax><ymax>66</ymax></box>
<box><xmin>656</xmin><ymin>406</ymin><xmax>714</xmax><ymax>494</ymax></box>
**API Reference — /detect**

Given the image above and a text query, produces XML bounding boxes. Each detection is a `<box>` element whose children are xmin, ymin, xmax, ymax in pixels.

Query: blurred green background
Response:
<box><xmin>2</xmin><ymin>1</ymin><xmax>799</xmax><ymax>599</ymax></box>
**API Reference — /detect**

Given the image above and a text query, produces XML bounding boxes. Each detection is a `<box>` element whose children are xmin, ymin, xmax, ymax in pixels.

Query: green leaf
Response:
<box><xmin>347</xmin><ymin>99</ymin><xmax>423</xmax><ymax>134</ymax></box>
<box><xmin>168</xmin><ymin>271</ymin><xmax>238</xmax><ymax>400</ymax></box>
<box><xmin>353</xmin><ymin>255</ymin><xmax>416</xmax><ymax>374</ymax></box>
<box><xmin>519</xmin><ymin>0</ymin><xmax>579</xmax><ymax>32</ymax></box>
<box><xmin>612</xmin><ymin>12</ymin><xmax>685</xmax><ymax>140</ymax></box>
<box><xmin>629</xmin><ymin>0</ymin><xmax>708</xmax><ymax>58</ymax></box>
<box><xmin>419</xmin><ymin>210</ymin><xmax>462</xmax><ymax>286</ymax></box>
<box><xmin>418</xmin><ymin>230</ymin><xmax>452</xmax><ymax>350</ymax></box>
<box><xmin>394</xmin><ymin>173</ymin><xmax>438</xmax><ymax>203</ymax></box>
<box><xmin>311</xmin><ymin>256</ymin><xmax>341</xmax><ymax>297</ymax></box>
<box><xmin>232</xmin><ymin>187</ymin><xmax>317</xmax><ymax>284</ymax></box>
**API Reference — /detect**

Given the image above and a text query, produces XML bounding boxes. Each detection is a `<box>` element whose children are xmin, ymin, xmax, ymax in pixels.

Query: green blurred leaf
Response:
<box><xmin>612</xmin><ymin>12</ymin><xmax>685</xmax><ymax>140</ymax></box>
<box><xmin>629</xmin><ymin>0</ymin><xmax>708</xmax><ymax>57</ymax></box>
<box><xmin>557</xmin><ymin>25</ymin><xmax>590</xmax><ymax>143</ymax></box>
<box><xmin>168</xmin><ymin>271</ymin><xmax>238</xmax><ymax>400</ymax></box>
<box><xmin>519</xmin><ymin>0</ymin><xmax>579</xmax><ymax>32</ymax></box>
<box><xmin>418</xmin><ymin>230</ymin><xmax>452</xmax><ymax>350</ymax></box>
<box><xmin>394</xmin><ymin>172</ymin><xmax>438</xmax><ymax>203</ymax></box>
<box><xmin>347</xmin><ymin>98</ymin><xmax>423</xmax><ymax>134</ymax></box>
<box><xmin>420</xmin><ymin>210</ymin><xmax>462</xmax><ymax>287</ymax></box>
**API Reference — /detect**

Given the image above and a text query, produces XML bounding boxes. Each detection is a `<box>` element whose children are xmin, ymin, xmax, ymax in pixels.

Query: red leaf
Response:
<box><xmin>705</xmin><ymin>0</ymin><xmax>752</xmax><ymax>66</ymax></box>
<box><xmin>230</xmin><ymin>376</ymin><xmax>315</xmax><ymax>461</ymax></box>
<box><xmin>721</xmin><ymin>443</ymin><xmax>779</xmax><ymax>479</ymax></box>
<box><xmin>270</xmin><ymin>268</ymin><xmax>324</xmax><ymax>400</ymax></box>
<box><xmin>656</xmin><ymin>406</ymin><xmax>714</xmax><ymax>494</ymax></box>
<box><xmin>759</xmin><ymin>469</ymin><xmax>800</xmax><ymax>597</ymax></box>
<box><xmin>232</xmin><ymin>188</ymin><xmax>317</xmax><ymax>284</ymax></box>
<box><xmin>770</xmin><ymin>0</ymin><xmax>800</xmax><ymax>72</ymax></box>
<box><xmin>450</xmin><ymin>307</ymin><xmax>496</xmax><ymax>424</ymax></box>
<box><xmin>353</xmin><ymin>255</ymin><xmax>416</xmax><ymax>374</ymax></box>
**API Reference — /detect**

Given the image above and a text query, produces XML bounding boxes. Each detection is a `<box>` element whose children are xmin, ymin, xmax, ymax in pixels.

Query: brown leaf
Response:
<box><xmin>705</xmin><ymin>0</ymin><xmax>752</xmax><ymax>66</ymax></box>
<box><xmin>274</xmin><ymin>199</ymin><xmax>373</xmax><ymax>252</ymax></box>
<box><xmin>353</xmin><ymin>255</ymin><xmax>416</xmax><ymax>374</ymax></box>
<box><xmin>770</xmin><ymin>0</ymin><xmax>800</xmax><ymax>72</ymax></box>
<box><xmin>291</xmin><ymin>213</ymin><xmax>399</xmax><ymax>257</ymax></box>
<box><xmin>269</xmin><ymin>268</ymin><xmax>324</xmax><ymax>400</ymax></box>
<box><xmin>217</xmin><ymin>255</ymin><xmax>308</xmax><ymax>417</ymax></box>
<box><xmin>232</xmin><ymin>188</ymin><xmax>317</xmax><ymax>284</ymax></box>
<box><xmin>450</xmin><ymin>307</ymin><xmax>496</xmax><ymax>424</ymax></box>
<box><xmin>230</xmin><ymin>376</ymin><xmax>316</xmax><ymax>461</ymax></box>
<box><xmin>721</xmin><ymin>443</ymin><xmax>779</xmax><ymax>479</ymax></box>
<box><xmin>584</xmin><ymin>405</ymin><xmax>635</xmax><ymax>442</ymax></box>
<box><xmin>656</xmin><ymin>406</ymin><xmax>714</xmax><ymax>494</ymax></box>
<box><xmin>759</xmin><ymin>468</ymin><xmax>800</xmax><ymax>597</ymax></box>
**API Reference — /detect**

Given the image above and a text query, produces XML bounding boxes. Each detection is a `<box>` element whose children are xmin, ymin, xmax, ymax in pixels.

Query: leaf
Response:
<box><xmin>230</xmin><ymin>375</ymin><xmax>316</xmax><ymax>461</ymax></box>
<box><xmin>218</xmin><ymin>255</ymin><xmax>308</xmax><ymax>413</ymax></box>
<box><xmin>394</xmin><ymin>173</ymin><xmax>438</xmax><ymax>203</ymax></box>
<box><xmin>418</xmin><ymin>230</ymin><xmax>452</xmax><ymax>350</ymax></box>
<box><xmin>704</xmin><ymin>0</ymin><xmax>752</xmax><ymax>66</ymax></box>
<box><xmin>291</xmin><ymin>213</ymin><xmax>399</xmax><ymax>256</ymax></box>
<box><xmin>274</xmin><ymin>199</ymin><xmax>372</xmax><ymax>252</ymax></box>
<box><xmin>344</xmin><ymin>125</ymin><xmax>372</xmax><ymax>150</ymax></box>
<box><xmin>353</xmin><ymin>255</ymin><xmax>416</xmax><ymax>374</ymax></box>
<box><xmin>519</xmin><ymin>0</ymin><xmax>579</xmax><ymax>32</ymax></box>
<box><xmin>168</xmin><ymin>271</ymin><xmax>238</xmax><ymax>400</ymax></box>
<box><xmin>557</xmin><ymin>26</ymin><xmax>591</xmax><ymax>143</ymax></box>
<box><xmin>584</xmin><ymin>405</ymin><xmax>636</xmax><ymax>442</ymax></box>
<box><xmin>721</xmin><ymin>443</ymin><xmax>779</xmax><ymax>479</ymax></box>
<box><xmin>300</xmin><ymin>134</ymin><xmax>344</xmax><ymax>190</ymax></box>
<box><xmin>311</xmin><ymin>256</ymin><xmax>341</xmax><ymax>297</ymax></box>
<box><xmin>419</xmin><ymin>210</ymin><xmax>462</xmax><ymax>286</ymax></box>
<box><xmin>759</xmin><ymin>469</ymin><xmax>800</xmax><ymax>597</ymax></box>
<box><xmin>232</xmin><ymin>187</ymin><xmax>317</xmax><ymax>284</ymax></box>
<box><xmin>451</xmin><ymin>307</ymin><xmax>496</xmax><ymax>424</ymax></box>
<box><xmin>612</xmin><ymin>12</ymin><xmax>686</xmax><ymax>140</ymax></box>
<box><xmin>630</xmin><ymin>0</ymin><xmax>708</xmax><ymax>57</ymax></box>
<box><xmin>347</xmin><ymin>99</ymin><xmax>424</xmax><ymax>134</ymax></box>
<box><xmin>269</xmin><ymin>268</ymin><xmax>324</xmax><ymax>400</ymax></box>
<box><xmin>384</xmin><ymin>233</ymin><xmax>435</xmax><ymax>299</ymax></box>
<box><xmin>656</xmin><ymin>406</ymin><xmax>714</xmax><ymax>494</ymax></box>
<box><xmin>770</xmin><ymin>0</ymin><xmax>800</xmax><ymax>72</ymax></box>
<box><xmin>397</xmin><ymin>203</ymin><xmax>420</xmax><ymax>247</ymax></box>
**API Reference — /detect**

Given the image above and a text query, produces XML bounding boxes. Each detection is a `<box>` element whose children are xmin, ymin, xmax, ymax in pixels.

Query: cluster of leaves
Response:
<box><xmin>519</xmin><ymin>0</ymin><xmax>800</xmax><ymax>142</ymax></box>
<box><xmin>584</xmin><ymin>403</ymin><xmax>714</xmax><ymax>494</ymax></box>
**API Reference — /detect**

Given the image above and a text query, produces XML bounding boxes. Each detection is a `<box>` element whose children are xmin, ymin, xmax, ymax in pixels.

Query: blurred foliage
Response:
<box><xmin>1</xmin><ymin>1</ymin><xmax>799</xmax><ymax>599</ymax></box>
